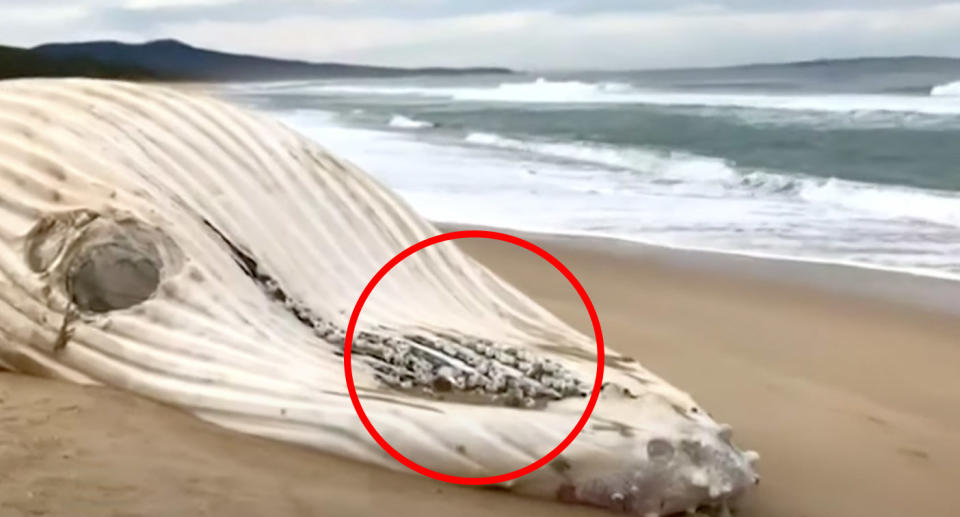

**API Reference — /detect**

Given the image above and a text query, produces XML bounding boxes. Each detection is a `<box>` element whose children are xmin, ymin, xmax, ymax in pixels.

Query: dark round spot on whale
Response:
<box><xmin>550</xmin><ymin>456</ymin><xmax>571</xmax><ymax>473</ymax></box>
<box><xmin>68</xmin><ymin>243</ymin><xmax>161</xmax><ymax>313</ymax></box>
<box><xmin>647</xmin><ymin>439</ymin><xmax>675</xmax><ymax>461</ymax></box>
<box><xmin>432</xmin><ymin>375</ymin><xmax>453</xmax><ymax>392</ymax></box>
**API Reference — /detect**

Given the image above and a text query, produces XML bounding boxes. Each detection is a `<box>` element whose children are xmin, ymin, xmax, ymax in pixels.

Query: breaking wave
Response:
<box><xmin>464</xmin><ymin>131</ymin><xmax>960</xmax><ymax>227</ymax></box>
<box><xmin>464</xmin><ymin>132</ymin><xmax>737</xmax><ymax>183</ymax></box>
<box><xmin>931</xmin><ymin>80</ymin><xmax>960</xmax><ymax>97</ymax></box>
<box><xmin>389</xmin><ymin>115</ymin><xmax>434</xmax><ymax>129</ymax></box>
<box><xmin>297</xmin><ymin>78</ymin><xmax>960</xmax><ymax>115</ymax></box>
<box><xmin>453</xmin><ymin>78</ymin><xmax>634</xmax><ymax>102</ymax></box>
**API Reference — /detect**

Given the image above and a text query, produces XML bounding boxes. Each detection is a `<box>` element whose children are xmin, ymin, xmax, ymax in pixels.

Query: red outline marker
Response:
<box><xmin>343</xmin><ymin>230</ymin><xmax>605</xmax><ymax>485</ymax></box>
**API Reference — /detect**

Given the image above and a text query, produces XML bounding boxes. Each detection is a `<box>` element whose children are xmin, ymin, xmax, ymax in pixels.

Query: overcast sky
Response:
<box><xmin>2</xmin><ymin>0</ymin><xmax>960</xmax><ymax>69</ymax></box>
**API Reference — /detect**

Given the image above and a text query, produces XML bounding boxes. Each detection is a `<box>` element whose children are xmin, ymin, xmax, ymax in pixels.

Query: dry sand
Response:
<box><xmin>2</xmin><ymin>229</ymin><xmax>960</xmax><ymax>517</ymax></box>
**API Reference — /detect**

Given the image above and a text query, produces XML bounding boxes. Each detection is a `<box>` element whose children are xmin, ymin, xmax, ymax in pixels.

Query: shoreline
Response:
<box><xmin>436</xmin><ymin>220</ymin><xmax>960</xmax><ymax>317</ymax></box>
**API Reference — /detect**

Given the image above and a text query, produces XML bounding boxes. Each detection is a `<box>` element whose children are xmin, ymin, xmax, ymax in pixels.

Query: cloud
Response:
<box><xmin>123</xmin><ymin>0</ymin><xmax>238</xmax><ymax>9</ymax></box>
<box><xmin>52</xmin><ymin>0</ymin><xmax>960</xmax><ymax>30</ymax></box>
<box><xmin>157</xmin><ymin>3</ymin><xmax>960</xmax><ymax>68</ymax></box>
<box><xmin>162</xmin><ymin>11</ymin><xmax>537</xmax><ymax>63</ymax></box>
<box><xmin>2</xmin><ymin>4</ymin><xmax>88</xmax><ymax>22</ymax></box>
<box><xmin>0</xmin><ymin>4</ymin><xmax>108</xmax><ymax>47</ymax></box>
<box><xmin>1</xmin><ymin>1</ymin><xmax>959</xmax><ymax>68</ymax></box>
<box><xmin>92</xmin><ymin>0</ymin><xmax>960</xmax><ymax>23</ymax></box>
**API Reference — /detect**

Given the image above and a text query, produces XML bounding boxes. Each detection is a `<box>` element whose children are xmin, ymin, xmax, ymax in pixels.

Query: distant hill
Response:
<box><xmin>0</xmin><ymin>45</ymin><xmax>156</xmax><ymax>80</ymax></box>
<box><xmin>30</xmin><ymin>39</ymin><xmax>514</xmax><ymax>81</ymax></box>
<box><xmin>692</xmin><ymin>55</ymin><xmax>960</xmax><ymax>72</ymax></box>
<box><xmin>620</xmin><ymin>56</ymin><xmax>960</xmax><ymax>94</ymax></box>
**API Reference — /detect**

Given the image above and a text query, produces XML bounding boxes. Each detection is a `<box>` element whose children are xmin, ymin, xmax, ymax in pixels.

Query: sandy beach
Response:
<box><xmin>2</xmin><ymin>228</ymin><xmax>959</xmax><ymax>517</ymax></box>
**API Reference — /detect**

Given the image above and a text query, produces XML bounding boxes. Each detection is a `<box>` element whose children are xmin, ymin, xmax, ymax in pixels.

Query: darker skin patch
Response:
<box><xmin>670</xmin><ymin>404</ymin><xmax>693</xmax><ymax>420</ymax></box>
<box><xmin>27</xmin><ymin>107</ymin><xmax>52</xmax><ymax>124</ymax></box>
<box><xmin>550</xmin><ymin>456</ymin><xmax>571</xmax><ymax>473</ymax></box>
<box><xmin>432</xmin><ymin>376</ymin><xmax>453</xmax><ymax>393</ymax></box>
<box><xmin>681</xmin><ymin>441</ymin><xmax>706</xmax><ymax>465</ymax></box>
<box><xmin>47</xmin><ymin>163</ymin><xmax>67</xmax><ymax>181</ymax></box>
<box><xmin>69</xmin><ymin>243</ymin><xmax>161</xmax><ymax>313</ymax></box>
<box><xmin>606</xmin><ymin>356</ymin><xmax>638</xmax><ymax>369</ymax></box>
<box><xmin>602</xmin><ymin>382</ymin><xmax>638</xmax><ymax>399</ymax></box>
<box><xmin>204</xmin><ymin>220</ymin><xmax>258</xmax><ymax>278</ymax></box>
<box><xmin>8</xmin><ymin>170</ymin><xmax>25</xmax><ymax>187</ymax></box>
<box><xmin>203</xmin><ymin>219</ymin><xmax>316</xmax><ymax>328</ymax></box>
<box><xmin>592</xmin><ymin>419</ymin><xmax>637</xmax><ymax>438</ymax></box>
<box><xmin>556</xmin><ymin>484</ymin><xmax>578</xmax><ymax>503</ymax></box>
<box><xmin>161</xmin><ymin>283</ymin><xmax>178</xmax><ymax>298</ymax></box>
<box><xmin>53</xmin><ymin>304</ymin><xmax>77</xmax><ymax>353</ymax></box>
<box><xmin>28</xmin><ymin>156</ymin><xmax>68</xmax><ymax>182</ymax></box>
<box><xmin>25</xmin><ymin>210</ymin><xmax>100</xmax><ymax>273</ymax></box>
<box><xmin>287</xmin><ymin>149</ymin><xmax>304</xmax><ymax>164</ymax></box>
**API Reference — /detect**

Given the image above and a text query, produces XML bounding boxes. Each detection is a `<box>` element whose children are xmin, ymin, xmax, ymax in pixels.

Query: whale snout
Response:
<box><xmin>560</xmin><ymin>435</ymin><xmax>758</xmax><ymax>515</ymax></box>
<box><xmin>649</xmin><ymin>433</ymin><xmax>759</xmax><ymax>515</ymax></box>
<box><xmin>537</xmin><ymin>388</ymin><xmax>759</xmax><ymax>516</ymax></box>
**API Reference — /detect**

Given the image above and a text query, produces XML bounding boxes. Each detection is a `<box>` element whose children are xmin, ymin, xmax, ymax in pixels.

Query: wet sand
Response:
<box><xmin>3</xmin><ymin>229</ymin><xmax>959</xmax><ymax>516</ymax></box>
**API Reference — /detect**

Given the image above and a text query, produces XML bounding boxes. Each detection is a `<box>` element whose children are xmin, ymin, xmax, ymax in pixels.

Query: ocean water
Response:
<box><xmin>220</xmin><ymin>60</ymin><xmax>960</xmax><ymax>280</ymax></box>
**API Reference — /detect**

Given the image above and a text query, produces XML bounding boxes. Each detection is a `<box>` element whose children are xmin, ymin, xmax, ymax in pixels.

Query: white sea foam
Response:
<box><xmin>463</xmin><ymin>131</ymin><xmax>960</xmax><ymax>227</ymax></box>
<box><xmin>453</xmin><ymin>78</ymin><xmax>634</xmax><ymax>102</ymax></box>
<box><xmin>931</xmin><ymin>80</ymin><xmax>960</xmax><ymax>97</ymax></box>
<box><xmin>294</xmin><ymin>78</ymin><xmax>960</xmax><ymax>115</ymax></box>
<box><xmin>274</xmin><ymin>108</ymin><xmax>960</xmax><ymax>280</ymax></box>
<box><xmin>464</xmin><ymin>132</ymin><xmax>738</xmax><ymax>183</ymax></box>
<box><xmin>389</xmin><ymin>114</ymin><xmax>434</xmax><ymax>129</ymax></box>
<box><xmin>796</xmin><ymin>177</ymin><xmax>960</xmax><ymax>227</ymax></box>
<box><xmin>699</xmin><ymin>105</ymin><xmax>960</xmax><ymax>130</ymax></box>
<box><xmin>456</xmin><ymin>80</ymin><xmax>960</xmax><ymax>115</ymax></box>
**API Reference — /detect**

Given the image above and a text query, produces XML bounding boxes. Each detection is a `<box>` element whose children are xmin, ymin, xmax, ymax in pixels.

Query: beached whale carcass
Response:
<box><xmin>0</xmin><ymin>79</ymin><xmax>758</xmax><ymax>515</ymax></box>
